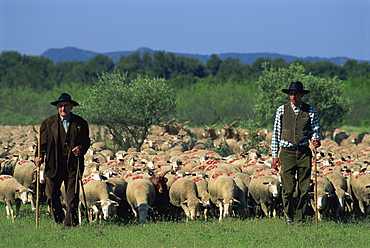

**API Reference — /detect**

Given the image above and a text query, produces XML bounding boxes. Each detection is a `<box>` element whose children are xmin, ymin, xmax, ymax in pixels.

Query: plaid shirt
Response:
<box><xmin>271</xmin><ymin>102</ymin><xmax>320</xmax><ymax>158</ymax></box>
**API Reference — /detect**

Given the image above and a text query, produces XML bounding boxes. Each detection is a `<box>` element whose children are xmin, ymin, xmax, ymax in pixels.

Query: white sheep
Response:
<box><xmin>248</xmin><ymin>173</ymin><xmax>281</xmax><ymax>218</ymax></box>
<box><xmin>0</xmin><ymin>175</ymin><xmax>31</xmax><ymax>221</ymax></box>
<box><xmin>126</xmin><ymin>176</ymin><xmax>156</xmax><ymax>222</ymax></box>
<box><xmin>309</xmin><ymin>175</ymin><xmax>335</xmax><ymax>221</ymax></box>
<box><xmin>208</xmin><ymin>173</ymin><xmax>240</xmax><ymax>221</ymax></box>
<box><xmin>189</xmin><ymin>175</ymin><xmax>211</xmax><ymax>220</ymax></box>
<box><xmin>322</xmin><ymin>170</ymin><xmax>352</xmax><ymax>216</ymax></box>
<box><xmin>13</xmin><ymin>160</ymin><xmax>45</xmax><ymax>210</ymax></box>
<box><xmin>349</xmin><ymin>172</ymin><xmax>370</xmax><ymax>215</ymax></box>
<box><xmin>231</xmin><ymin>176</ymin><xmax>250</xmax><ymax>219</ymax></box>
<box><xmin>169</xmin><ymin>177</ymin><xmax>202</xmax><ymax>221</ymax></box>
<box><xmin>79</xmin><ymin>179</ymin><xmax>119</xmax><ymax>223</ymax></box>
<box><xmin>105</xmin><ymin>177</ymin><xmax>129</xmax><ymax>219</ymax></box>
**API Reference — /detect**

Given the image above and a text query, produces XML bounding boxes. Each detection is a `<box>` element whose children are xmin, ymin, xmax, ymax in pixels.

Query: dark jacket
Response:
<box><xmin>38</xmin><ymin>113</ymin><xmax>90</xmax><ymax>178</ymax></box>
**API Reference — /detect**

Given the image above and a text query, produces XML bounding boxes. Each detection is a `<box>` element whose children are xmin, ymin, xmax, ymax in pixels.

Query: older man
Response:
<box><xmin>271</xmin><ymin>81</ymin><xmax>321</xmax><ymax>224</ymax></box>
<box><xmin>35</xmin><ymin>93</ymin><xmax>90</xmax><ymax>227</ymax></box>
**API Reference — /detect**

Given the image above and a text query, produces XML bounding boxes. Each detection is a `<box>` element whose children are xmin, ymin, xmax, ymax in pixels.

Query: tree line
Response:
<box><xmin>0</xmin><ymin>50</ymin><xmax>369</xmax><ymax>130</ymax></box>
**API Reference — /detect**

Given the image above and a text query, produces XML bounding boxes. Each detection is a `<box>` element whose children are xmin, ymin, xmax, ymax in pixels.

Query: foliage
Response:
<box><xmin>0</xmin><ymin>51</ymin><xmax>369</xmax><ymax>128</ymax></box>
<box><xmin>78</xmin><ymin>72</ymin><xmax>178</xmax><ymax>151</ymax></box>
<box><xmin>0</xmin><ymin>82</ymin><xmax>89</xmax><ymax>126</ymax></box>
<box><xmin>254</xmin><ymin>63</ymin><xmax>352</xmax><ymax>134</ymax></box>
<box><xmin>176</xmin><ymin>78</ymin><xmax>256</xmax><ymax>126</ymax></box>
<box><xmin>342</xmin><ymin>76</ymin><xmax>370</xmax><ymax>127</ymax></box>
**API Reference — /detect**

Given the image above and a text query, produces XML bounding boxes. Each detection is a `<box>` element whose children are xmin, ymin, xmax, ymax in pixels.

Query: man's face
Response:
<box><xmin>57</xmin><ymin>101</ymin><xmax>73</xmax><ymax>118</ymax></box>
<box><xmin>289</xmin><ymin>91</ymin><xmax>304</xmax><ymax>106</ymax></box>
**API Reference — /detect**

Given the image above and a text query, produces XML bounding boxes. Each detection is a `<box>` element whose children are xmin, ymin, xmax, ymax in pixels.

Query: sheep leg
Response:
<box><xmin>29</xmin><ymin>193</ymin><xmax>36</xmax><ymax>211</ymax></box>
<box><xmin>92</xmin><ymin>205</ymin><xmax>99</xmax><ymax>222</ymax></box>
<box><xmin>358</xmin><ymin>201</ymin><xmax>366</xmax><ymax>215</ymax></box>
<box><xmin>260</xmin><ymin>202</ymin><xmax>270</xmax><ymax>218</ymax></box>
<box><xmin>5</xmin><ymin>204</ymin><xmax>14</xmax><ymax>221</ymax></box>
<box><xmin>14</xmin><ymin>199</ymin><xmax>21</xmax><ymax>218</ymax></box>
<box><xmin>218</xmin><ymin>202</ymin><xmax>224</xmax><ymax>221</ymax></box>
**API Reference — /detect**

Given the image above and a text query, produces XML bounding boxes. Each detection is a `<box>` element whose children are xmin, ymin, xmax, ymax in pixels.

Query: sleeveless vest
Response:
<box><xmin>281</xmin><ymin>102</ymin><xmax>311</xmax><ymax>145</ymax></box>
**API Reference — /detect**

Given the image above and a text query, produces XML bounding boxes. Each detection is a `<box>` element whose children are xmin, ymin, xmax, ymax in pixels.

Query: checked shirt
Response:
<box><xmin>271</xmin><ymin>102</ymin><xmax>320</xmax><ymax>158</ymax></box>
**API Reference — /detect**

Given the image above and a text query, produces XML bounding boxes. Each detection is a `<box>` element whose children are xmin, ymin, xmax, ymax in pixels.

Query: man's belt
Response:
<box><xmin>281</xmin><ymin>146</ymin><xmax>308</xmax><ymax>151</ymax></box>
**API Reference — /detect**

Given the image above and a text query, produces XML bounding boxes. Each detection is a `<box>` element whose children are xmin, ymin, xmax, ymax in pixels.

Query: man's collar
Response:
<box><xmin>291</xmin><ymin>102</ymin><xmax>303</xmax><ymax>109</ymax></box>
<box><xmin>60</xmin><ymin>114</ymin><xmax>71</xmax><ymax>121</ymax></box>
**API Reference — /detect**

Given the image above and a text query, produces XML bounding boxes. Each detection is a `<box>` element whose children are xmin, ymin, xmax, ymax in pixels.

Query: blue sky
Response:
<box><xmin>1</xmin><ymin>0</ymin><xmax>369</xmax><ymax>61</ymax></box>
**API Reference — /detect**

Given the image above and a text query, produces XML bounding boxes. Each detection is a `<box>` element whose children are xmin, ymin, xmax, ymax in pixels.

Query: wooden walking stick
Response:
<box><xmin>312</xmin><ymin>134</ymin><xmax>319</xmax><ymax>226</ymax></box>
<box><xmin>36</xmin><ymin>127</ymin><xmax>41</xmax><ymax>228</ymax></box>
<box><xmin>75</xmin><ymin>154</ymin><xmax>89</xmax><ymax>224</ymax></box>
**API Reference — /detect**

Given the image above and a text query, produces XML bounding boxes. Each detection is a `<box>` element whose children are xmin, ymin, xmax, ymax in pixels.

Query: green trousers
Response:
<box><xmin>279</xmin><ymin>146</ymin><xmax>312</xmax><ymax>220</ymax></box>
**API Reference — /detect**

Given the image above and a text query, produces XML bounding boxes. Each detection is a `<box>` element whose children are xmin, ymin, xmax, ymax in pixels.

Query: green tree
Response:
<box><xmin>151</xmin><ymin>51</ymin><xmax>176</xmax><ymax>79</ymax></box>
<box><xmin>216</xmin><ymin>57</ymin><xmax>245</xmax><ymax>82</ymax></box>
<box><xmin>142</xmin><ymin>51</ymin><xmax>153</xmax><ymax>71</ymax></box>
<box><xmin>254</xmin><ymin>63</ymin><xmax>351</xmax><ymax>134</ymax></box>
<box><xmin>77</xmin><ymin>72</ymin><xmax>178</xmax><ymax>150</ymax></box>
<box><xmin>1</xmin><ymin>54</ymin><xmax>56</xmax><ymax>92</ymax></box>
<box><xmin>205</xmin><ymin>54</ymin><xmax>222</xmax><ymax>76</ymax></box>
<box><xmin>342</xmin><ymin>76</ymin><xmax>370</xmax><ymax>127</ymax></box>
<box><xmin>116</xmin><ymin>52</ymin><xmax>143</xmax><ymax>80</ymax></box>
<box><xmin>176</xmin><ymin>78</ymin><xmax>256</xmax><ymax>126</ymax></box>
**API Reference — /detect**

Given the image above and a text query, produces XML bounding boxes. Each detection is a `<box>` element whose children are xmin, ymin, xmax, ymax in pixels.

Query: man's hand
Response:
<box><xmin>312</xmin><ymin>139</ymin><xmax>321</xmax><ymax>148</ymax></box>
<box><xmin>34</xmin><ymin>157</ymin><xmax>43</xmax><ymax>167</ymax></box>
<box><xmin>72</xmin><ymin>147</ymin><xmax>81</xmax><ymax>157</ymax></box>
<box><xmin>272</xmin><ymin>158</ymin><xmax>281</xmax><ymax>170</ymax></box>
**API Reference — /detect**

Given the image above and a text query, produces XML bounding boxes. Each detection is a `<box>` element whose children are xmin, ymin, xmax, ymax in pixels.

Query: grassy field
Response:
<box><xmin>0</xmin><ymin>203</ymin><xmax>369</xmax><ymax>248</ymax></box>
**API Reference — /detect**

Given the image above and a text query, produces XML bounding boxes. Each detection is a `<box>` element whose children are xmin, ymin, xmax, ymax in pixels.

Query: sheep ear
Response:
<box><xmin>111</xmin><ymin>201</ymin><xmax>119</xmax><ymax>207</ymax></box>
<box><xmin>27</xmin><ymin>188</ymin><xmax>35</xmax><ymax>193</ymax></box>
<box><xmin>233</xmin><ymin>199</ymin><xmax>241</xmax><ymax>204</ymax></box>
<box><xmin>182</xmin><ymin>200</ymin><xmax>188</xmax><ymax>205</ymax></box>
<box><xmin>94</xmin><ymin>200</ymin><xmax>102</xmax><ymax>206</ymax></box>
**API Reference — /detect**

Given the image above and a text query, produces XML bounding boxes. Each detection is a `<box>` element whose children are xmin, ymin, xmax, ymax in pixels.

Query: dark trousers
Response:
<box><xmin>45</xmin><ymin>174</ymin><xmax>80</xmax><ymax>226</ymax></box>
<box><xmin>279</xmin><ymin>146</ymin><xmax>312</xmax><ymax>220</ymax></box>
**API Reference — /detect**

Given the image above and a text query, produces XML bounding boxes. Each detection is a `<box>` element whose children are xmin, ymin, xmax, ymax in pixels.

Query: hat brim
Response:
<box><xmin>50</xmin><ymin>100</ymin><xmax>79</xmax><ymax>106</ymax></box>
<box><xmin>282</xmin><ymin>89</ymin><xmax>310</xmax><ymax>94</ymax></box>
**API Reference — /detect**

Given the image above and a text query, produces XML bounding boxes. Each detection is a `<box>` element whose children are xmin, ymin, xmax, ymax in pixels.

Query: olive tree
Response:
<box><xmin>78</xmin><ymin>72</ymin><xmax>178</xmax><ymax>151</ymax></box>
<box><xmin>254</xmin><ymin>63</ymin><xmax>351</xmax><ymax>135</ymax></box>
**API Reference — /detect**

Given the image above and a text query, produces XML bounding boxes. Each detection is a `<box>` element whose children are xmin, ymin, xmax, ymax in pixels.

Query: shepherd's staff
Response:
<box><xmin>35</xmin><ymin>127</ymin><xmax>41</xmax><ymax>228</ymax></box>
<box><xmin>74</xmin><ymin>153</ymin><xmax>89</xmax><ymax>224</ymax></box>
<box><xmin>312</xmin><ymin>133</ymin><xmax>319</xmax><ymax>226</ymax></box>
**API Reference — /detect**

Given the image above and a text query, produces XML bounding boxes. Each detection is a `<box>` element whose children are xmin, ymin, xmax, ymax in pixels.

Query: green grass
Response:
<box><xmin>0</xmin><ymin>203</ymin><xmax>369</xmax><ymax>248</ymax></box>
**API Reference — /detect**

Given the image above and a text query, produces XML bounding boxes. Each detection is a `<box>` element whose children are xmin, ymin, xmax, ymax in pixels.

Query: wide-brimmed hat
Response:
<box><xmin>50</xmin><ymin>93</ymin><xmax>79</xmax><ymax>106</ymax></box>
<box><xmin>282</xmin><ymin>81</ymin><xmax>310</xmax><ymax>94</ymax></box>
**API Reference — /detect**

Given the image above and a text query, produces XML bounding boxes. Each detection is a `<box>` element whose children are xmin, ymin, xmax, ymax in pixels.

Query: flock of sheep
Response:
<box><xmin>0</xmin><ymin>123</ymin><xmax>370</xmax><ymax>224</ymax></box>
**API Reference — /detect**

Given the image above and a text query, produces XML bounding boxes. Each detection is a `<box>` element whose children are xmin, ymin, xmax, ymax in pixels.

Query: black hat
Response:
<box><xmin>282</xmin><ymin>81</ymin><xmax>310</xmax><ymax>94</ymax></box>
<box><xmin>50</xmin><ymin>93</ymin><xmax>79</xmax><ymax>106</ymax></box>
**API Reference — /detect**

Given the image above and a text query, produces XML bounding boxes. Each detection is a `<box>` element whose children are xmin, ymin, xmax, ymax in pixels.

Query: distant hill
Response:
<box><xmin>41</xmin><ymin>46</ymin><xmax>365</xmax><ymax>65</ymax></box>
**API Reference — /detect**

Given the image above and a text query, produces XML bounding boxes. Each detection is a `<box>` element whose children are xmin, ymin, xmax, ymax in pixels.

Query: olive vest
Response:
<box><xmin>281</xmin><ymin>102</ymin><xmax>311</xmax><ymax>145</ymax></box>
